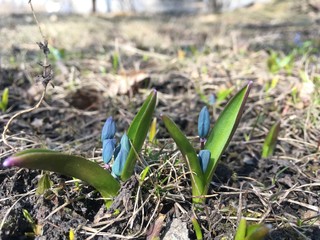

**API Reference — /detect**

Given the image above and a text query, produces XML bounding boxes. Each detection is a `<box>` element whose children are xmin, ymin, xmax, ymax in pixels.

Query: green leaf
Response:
<box><xmin>112</xmin><ymin>52</ymin><xmax>119</xmax><ymax>73</ymax></box>
<box><xmin>299</xmin><ymin>70</ymin><xmax>310</xmax><ymax>83</ymax></box>
<box><xmin>22</xmin><ymin>209</ymin><xmax>35</xmax><ymax>225</ymax></box>
<box><xmin>278</xmin><ymin>55</ymin><xmax>292</xmax><ymax>68</ymax></box>
<box><xmin>261</xmin><ymin>121</ymin><xmax>280</xmax><ymax>158</ymax></box>
<box><xmin>204</xmin><ymin>82</ymin><xmax>252</xmax><ymax>192</ymax></box>
<box><xmin>139</xmin><ymin>166</ymin><xmax>150</xmax><ymax>184</ymax></box>
<box><xmin>162</xmin><ymin>115</ymin><xmax>205</xmax><ymax>203</ymax></box>
<box><xmin>191</xmin><ymin>216</ymin><xmax>203</xmax><ymax>240</ymax></box>
<box><xmin>121</xmin><ymin>90</ymin><xmax>157</xmax><ymax>180</ymax></box>
<box><xmin>4</xmin><ymin>149</ymin><xmax>120</xmax><ymax>205</ymax></box>
<box><xmin>217</xmin><ymin>87</ymin><xmax>235</xmax><ymax>102</ymax></box>
<box><xmin>1</xmin><ymin>87</ymin><xmax>9</xmax><ymax>112</ymax></box>
<box><xmin>36</xmin><ymin>173</ymin><xmax>53</xmax><ymax>195</ymax></box>
<box><xmin>149</xmin><ymin>117</ymin><xmax>157</xmax><ymax>143</ymax></box>
<box><xmin>235</xmin><ymin>218</ymin><xmax>247</xmax><ymax>240</ymax></box>
<box><xmin>245</xmin><ymin>224</ymin><xmax>270</xmax><ymax>240</ymax></box>
<box><xmin>267</xmin><ymin>51</ymin><xmax>280</xmax><ymax>73</ymax></box>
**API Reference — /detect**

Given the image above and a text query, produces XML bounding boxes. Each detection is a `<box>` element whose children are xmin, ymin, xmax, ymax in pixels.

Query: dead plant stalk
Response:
<box><xmin>1</xmin><ymin>0</ymin><xmax>53</xmax><ymax>150</ymax></box>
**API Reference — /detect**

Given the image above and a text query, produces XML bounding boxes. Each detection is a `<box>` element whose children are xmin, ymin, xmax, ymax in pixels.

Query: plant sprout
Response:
<box><xmin>2</xmin><ymin>90</ymin><xmax>157</xmax><ymax>207</ymax></box>
<box><xmin>261</xmin><ymin>121</ymin><xmax>281</xmax><ymax>158</ymax></box>
<box><xmin>235</xmin><ymin>218</ymin><xmax>270</xmax><ymax>240</ymax></box>
<box><xmin>0</xmin><ymin>87</ymin><xmax>9</xmax><ymax>112</ymax></box>
<box><xmin>162</xmin><ymin>82</ymin><xmax>252</xmax><ymax>204</ymax></box>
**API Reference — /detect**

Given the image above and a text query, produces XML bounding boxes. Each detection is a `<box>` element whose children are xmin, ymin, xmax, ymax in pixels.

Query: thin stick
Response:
<box><xmin>28</xmin><ymin>0</ymin><xmax>46</xmax><ymax>41</ymax></box>
<box><xmin>2</xmin><ymin>89</ymin><xmax>47</xmax><ymax>149</ymax></box>
<box><xmin>2</xmin><ymin>0</ymin><xmax>52</xmax><ymax>150</ymax></box>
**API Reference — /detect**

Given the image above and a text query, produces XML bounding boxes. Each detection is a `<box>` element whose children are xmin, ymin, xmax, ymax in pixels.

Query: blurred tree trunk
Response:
<box><xmin>92</xmin><ymin>0</ymin><xmax>96</xmax><ymax>13</ymax></box>
<box><xmin>205</xmin><ymin>0</ymin><xmax>268</xmax><ymax>12</ymax></box>
<box><xmin>205</xmin><ymin>0</ymin><xmax>224</xmax><ymax>13</ymax></box>
<box><xmin>106</xmin><ymin>0</ymin><xmax>111</xmax><ymax>12</ymax></box>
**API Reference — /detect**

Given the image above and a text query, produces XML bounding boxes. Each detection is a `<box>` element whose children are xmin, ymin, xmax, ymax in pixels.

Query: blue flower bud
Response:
<box><xmin>101</xmin><ymin>117</ymin><xmax>116</xmax><ymax>141</ymax></box>
<box><xmin>112</xmin><ymin>150</ymin><xmax>127</xmax><ymax>177</ymax></box>
<box><xmin>112</xmin><ymin>134</ymin><xmax>131</xmax><ymax>177</ymax></box>
<box><xmin>112</xmin><ymin>150</ymin><xmax>128</xmax><ymax>177</ymax></box>
<box><xmin>120</xmin><ymin>133</ymin><xmax>130</xmax><ymax>152</ymax></box>
<box><xmin>198</xmin><ymin>150</ymin><xmax>211</xmax><ymax>173</ymax></box>
<box><xmin>198</xmin><ymin>106</ymin><xmax>210</xmax><ymax>138</ymax></box>
<box><xmin>102</xmin><ymin>139</ymin><xmax>116</xmax><ymax>164</ymax></box>
<box><xmin>209</xmin><ymin>94</ymin><xmax>216</xmax><ymax>105</ymax></box>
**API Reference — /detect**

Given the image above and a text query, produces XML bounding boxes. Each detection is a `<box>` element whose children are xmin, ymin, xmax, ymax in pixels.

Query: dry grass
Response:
<box><xmin>0</xmin><ymin>0</ymin><xmax>319</xmax><ymax>239</ymax></box>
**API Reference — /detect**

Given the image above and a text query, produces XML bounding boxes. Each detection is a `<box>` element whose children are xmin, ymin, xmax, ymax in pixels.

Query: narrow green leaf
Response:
<box><xmin>162</xmin><ymin>115</ymin><xmax>205</xmax><ymax>203</ymax></box>
<box><xmin>191</xmin><ymin>217</ymin><xmax>203</xmax><ymax>240</ymax></box>
<box><xmin>204</xmin><ymin>82</ymin><xmax>252</xmax><ymax>192</ymax></box>
<box><xmin>262</xmin><ymin>121</ymin><xmax>281</xmax><ymax>158</ymax></box>
<box><xmin>149</xmin><ymin>117</ymin><xmax>157</xmax><ymax>143</ymax></box>
<box><xmin>234</xmin><ymin>218</ymin><xmax>247</xmax><ymax>240</ymax></box>
<box><xmin>121</xmin><ymin>90</ymin><xmax>157</xmax><ymax>180</ymax></box>
<box><xmin>267</xmin><ymin>51</ymin><xmax>279</xmax><ymax>73</ymax></box>
<box><xmin>1</xmin><ymin>87</ymin><xmax>9</xmax><ymax>112</ymax></box>
<box><xmin>245</xmin><ymin>224</ymin><xmax>270</xmax><ymax>240</ymax></box>
<box><xmin>2</xmin><ymin>88</ymin><xmax>9</xmax><ymax>107</ymax></box>
<box><xmin>139</xmin><ymin>166</ymin><xmax>150</xmax><ymax>184</ymax></box>
<box><xmin>22</xmin><ymin>209</ymin><xmax>35</xmax><ymax>225</ymax></box>
<box><xmin>112</xmin><ymin>52</ymin><xmax>119</xmax><ymax>73</ymax></box>
<box><xmin>4</xmin><ymin>149</ymin><xmax>120</xmax><ymax>203</ymax></box>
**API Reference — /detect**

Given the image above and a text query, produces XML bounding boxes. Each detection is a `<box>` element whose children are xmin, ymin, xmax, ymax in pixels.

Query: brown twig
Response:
<box><xmin>2</xmin><ymin>0</ymin><xmax>53</xmax><ymax>150</ymax></box>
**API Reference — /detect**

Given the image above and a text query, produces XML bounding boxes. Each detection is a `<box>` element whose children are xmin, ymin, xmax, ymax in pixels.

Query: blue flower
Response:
<box><xmin>120</xmin><ymin>132</ymin><xmax>130</xmax><ymax>152</ymax></box>
<box><xmin>102</xmin><ymin>139</ymin><xmax>116</xmax><ymax>164</ymax></box>
<box><xmin>198</xmin><ymin>106</ymin><xmax>210</xmax><ymax>138</ymax></box>
<box><xmin>101</xmin><ymin>117</ymin><xmax>116</xmax><ymax>141</ymax></box>
<box><xmin>198</xmin><ymin>150</ymin><xmax>211</xmax><ymax>173</ymax></box>
<box><xmin>209</xmin><ymin>94</ymin><xmax>216</xmax><ymax>106</ymax></box>
<box><xmin>112</xmin><ymin>150</ymin><xmax>127</xmax><ymax>177</ymax></box>
<box><xmin>294</xmin><ymin>33</ymin><xmax>302</xmax><ymax>47</ymax></box>
<box><xmin>112</xmin><ymin>133</ymin><xmax>130</xmax><ymax>177</ymax></box>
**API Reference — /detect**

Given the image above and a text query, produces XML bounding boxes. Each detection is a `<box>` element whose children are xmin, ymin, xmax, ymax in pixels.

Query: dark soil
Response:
<box><xmin>1</xmin><ymin>0</ymin><xmax>320</xmax><ymax>239</ymax></box>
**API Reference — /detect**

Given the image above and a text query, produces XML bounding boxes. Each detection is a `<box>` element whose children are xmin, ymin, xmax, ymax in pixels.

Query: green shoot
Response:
<box><xmin>3</xmin><ymin>90</ymin><xmax>157</xmax><ymax>206</ymax></box>
<box><xmin>191</xmin><ymin>216</ymin><xmax>203</xmax><ymax>240</ymax></box>
<box><xmin>149</xmin><ymin>117</ymin><xmax>157</xmax><ymax>143</ymax></box>
<box><xmin>162</xmin><ymin>115</ymin><xmax>205</xmax><ymax>203</ymax></box>
<box><xmin>217</xmin><ymin>87</ymin><xmax>235</xmax><ymax>103</ymax></box>
<box><xmin>235</xmin><ymin>218</ymin><xmax>247</xmax><ymax>240</ymax></box>
<box><xmin>203</xmin><ymin>82</ymin><xmax>252</xmax><ymax>194</ymax></box>
<box><xmin>162</xmin><ymin>82</ymin><xmax>252</xmax><ymax>204</ymax></box>
<box><xmin>234</xmin><ymin>218</ymin><xmax>270</xmax><ymax>240</ymax></box>
<box><xmin>139</xmin><ymin>166</ymin><xmax>150</xmax><ymax>185</ymax></box>
<box><xmin>112</xmin><ymin>52</ymin><xmax>120</xmax><ymax>73</ymax></box>
<box><xmin>22</xmin><ymin>209</ymin><xmax>42</xmax><ymax>236</ymax></box>
<box><xmin>0</xmin><ymin>87</ymin><xmax>9</xmax><ymax>112</ymax></box>
<box><xmin>262</xmin><ymin>121</ymin><xmax>281</xmax><ymax>158</ymax></box>
<box><xmin>246</xmin><ymin>224</ymin><xmax>270</xmax><ymax>240</ymax></box>
<box><xmin>267</xmin><ymin>50</ymin><xmax>295</xmax><ymax>74</ymax></box>
<box><xmin>36</xmin><ymin>173</ymin><xmax>53</xmax><ymax>195</ymax></box>
<box><xmin>121</xmin><ymin>90</ymin><xmax>157</xmax><ymax>180</ymax></box>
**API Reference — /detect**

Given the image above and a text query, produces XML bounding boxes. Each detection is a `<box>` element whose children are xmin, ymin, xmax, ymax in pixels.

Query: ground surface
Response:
<box><xmin>0</xmin><ymin>0</ymin><xmax>320</xmax><ymax>239</ymax></box>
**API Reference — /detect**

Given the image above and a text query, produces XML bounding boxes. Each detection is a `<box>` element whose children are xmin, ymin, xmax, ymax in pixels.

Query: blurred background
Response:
<box><xmin>0</xmin><ymin>0</ymin><xmax>272</xmax><ymax>14</ymax></box>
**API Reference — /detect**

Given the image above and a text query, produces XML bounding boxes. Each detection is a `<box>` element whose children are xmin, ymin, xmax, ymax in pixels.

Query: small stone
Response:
<box><xmin>163</xmin><ymin>218</ymin><xmax>189</xmax><ymax>240</ymax></box>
